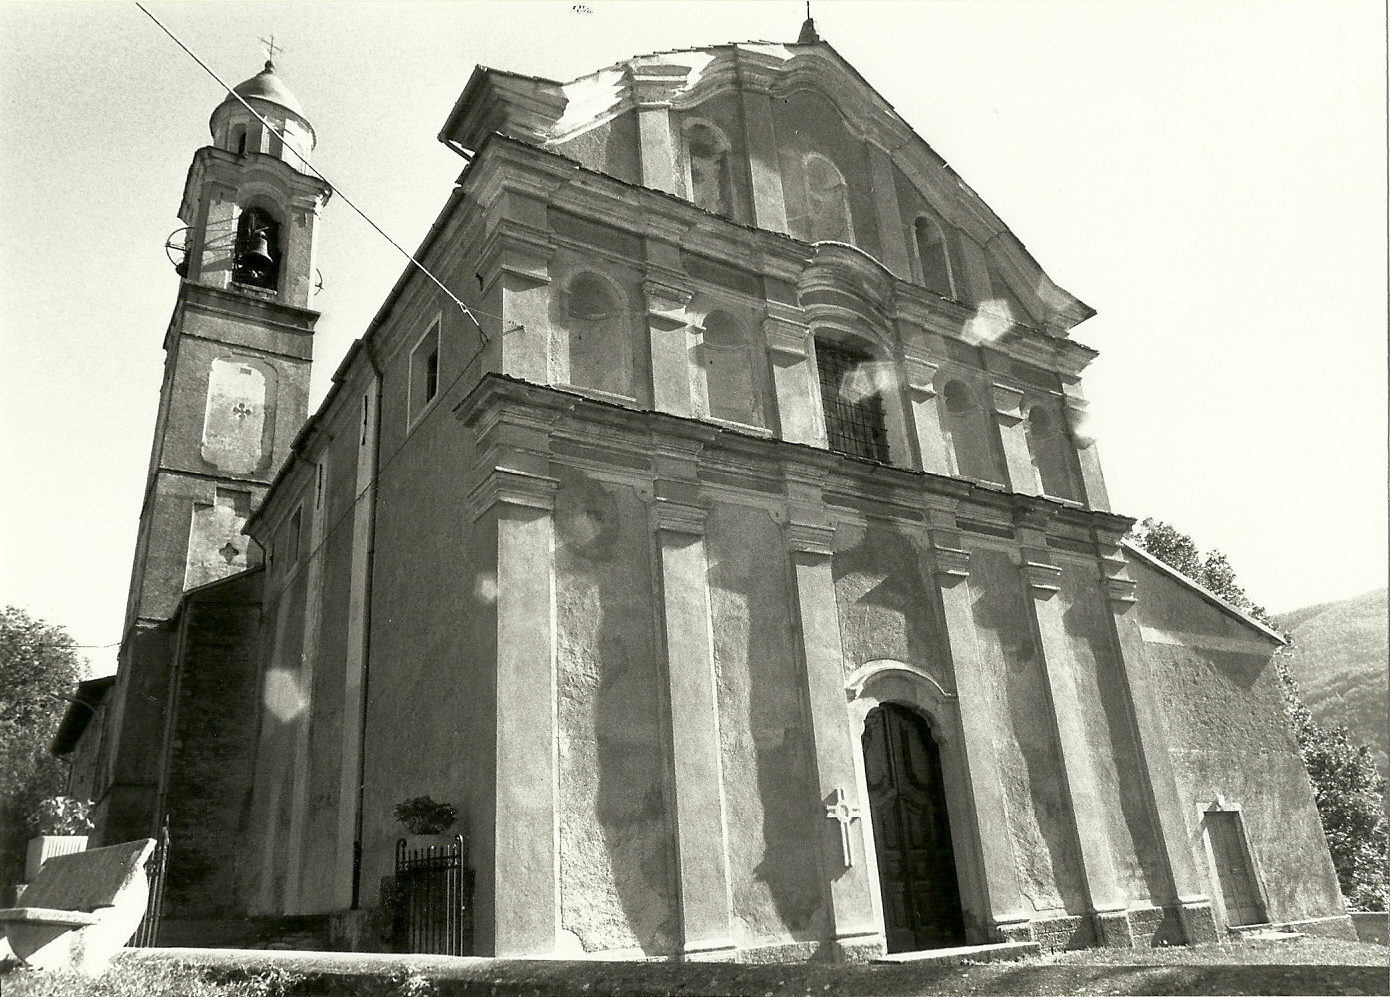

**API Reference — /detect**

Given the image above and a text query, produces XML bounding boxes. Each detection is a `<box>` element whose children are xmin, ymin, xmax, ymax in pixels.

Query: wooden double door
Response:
<box><xmin>862</xmin><ymin>703</ymin><xmax>966</xmax><ymax>952</ymax></box>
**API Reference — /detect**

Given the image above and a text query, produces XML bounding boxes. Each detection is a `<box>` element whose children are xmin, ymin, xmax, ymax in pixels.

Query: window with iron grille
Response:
<box><xmin>816</xmin><ymin>338</ymin><xmax>890</xmax><ymax>463</ymax></box>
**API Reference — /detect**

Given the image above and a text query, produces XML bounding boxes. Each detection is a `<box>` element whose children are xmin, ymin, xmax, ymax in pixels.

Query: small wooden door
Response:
<box><xmin>1206</xmin><ymin>811</ymin><xmax>1264</xmax><ymax>927</ymax></box>
<box><xmin>862</xmin><ymin>703</ymin><xmax>966</xmax><ymax>952</ymax></box>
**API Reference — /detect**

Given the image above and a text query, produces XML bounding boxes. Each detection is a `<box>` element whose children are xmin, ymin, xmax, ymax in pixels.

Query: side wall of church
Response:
<box><xmin>1129</xmin><ymin>558</ymin><xmax>1349</xmax><ymax>932</ymax></box>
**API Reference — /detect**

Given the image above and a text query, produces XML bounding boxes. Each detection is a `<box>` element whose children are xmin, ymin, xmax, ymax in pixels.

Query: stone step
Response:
<box><xmin>873</xmin><ymin>940</ymin><xmax>1041</xmax><ymax>966</ymax></box>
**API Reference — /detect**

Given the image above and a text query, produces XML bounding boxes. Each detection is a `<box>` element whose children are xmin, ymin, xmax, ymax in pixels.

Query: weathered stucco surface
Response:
<box><xmin>833</xmin><ymin>523</ymin><xmax>949</xmax><ymax>689</ymax></box>
<box><xmin>1131</xmin><ymin>557</ymin><xmax>1346</xmax><ymax>927</ymax></box>
<box><xmin>967</xmin><ymin>545</ymin><xmax>1085</xmax><ymax>918</ymax></box>
<box><xmin>554</xmin><ymin>468</ymin><xmax>676</xmax><ymax>955</ymax></box>
<box><xmin>1056</xmin><ymin>561</ymin><xmax>1169</xmax><ymax>907</ymax></box>
<box><xmin>707</xmin><ymin>501</ymin><xmax>824</xmax><ymax>947</ymax></box>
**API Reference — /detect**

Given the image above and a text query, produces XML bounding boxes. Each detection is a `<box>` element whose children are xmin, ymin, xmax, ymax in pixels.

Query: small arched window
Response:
<box><xmin>914</xmin><ymin>217</ymin><xmax>953</xmax><ymax>298</ymax></box>
<box><xmin>816</xmin><ymin>336</ymin><xmax>888</xmax><ymax>463</ymax></box>
<box><xmin>941</xmin><ymin>380</ymin><xmax>1001</xmax><ymax>483</ymax></box>
<box><xmin>564</xmin><ymin>272</ymin><xmax>631</xmax><ymax>397</ymax></box>
<box><xmin>232</xmin><ymin>207</ymin><xmax>281</xmax><ymax>291</ymax></box>
<box><xmin>230</xmin><ymin>124</ymin><xmax>247</xmax><ymax>156</ymax></box>
<box><xmin>685</xmin><ymin>123</ymin><xmax>733</xmax><ymax>218</ymax></box>
<box><xmin>1026</xmin><ymin>404</ymin><xmax>1080</xmax><ymax>501</ymax></box>
<box><xmin>804</xmin><ymin>154</ymin><xmax>853</xmax><ymax>243</ymax></box>
<box><xmin>699</xmin><ymin>310</ymin><xmax>761</xmax><ymax>427</ymax></box>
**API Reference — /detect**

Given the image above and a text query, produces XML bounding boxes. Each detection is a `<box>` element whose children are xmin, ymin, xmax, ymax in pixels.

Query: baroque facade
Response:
<box><xmin>61</xmin><ymin>21</ymin><xmax>1352</xmax><ymax>959</ymax></box>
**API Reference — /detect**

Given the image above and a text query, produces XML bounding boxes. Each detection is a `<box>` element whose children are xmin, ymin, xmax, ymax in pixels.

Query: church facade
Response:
<box><xmin>66</xmin><ymin>23</ymin><xmax>1352</xmax><ymax>960</ymax></box>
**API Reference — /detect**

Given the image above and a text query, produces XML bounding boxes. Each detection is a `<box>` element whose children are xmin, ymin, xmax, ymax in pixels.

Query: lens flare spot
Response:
<box><xmin>263</xmin><ymin>668</ymin><xmax>307</xmax><ymax>722</ymax></box>
<box><xmin>838</xmin><ymin>360</ymin><xmax>896</xmax><ymax>405</ymax></box>
<box><xmin>963</xmin><ymin>299</ymin><xmax>1014</xmax><ymax>344</ymax></box>
<box><xmin>474</xmin><ymin>571</ymin><xmax>498</xmax><ymax>604</ymax></box>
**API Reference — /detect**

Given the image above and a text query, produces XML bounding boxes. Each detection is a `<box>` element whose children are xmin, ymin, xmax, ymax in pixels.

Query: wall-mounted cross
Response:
<box><xmin>824</xmin><ymin>787</ymin><xmax>861</xmax><ymax>868</ymax></box>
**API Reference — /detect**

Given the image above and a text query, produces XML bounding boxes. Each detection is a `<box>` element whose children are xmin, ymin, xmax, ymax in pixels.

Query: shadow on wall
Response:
<box><xmin>555</xmin><ymin>469</ymin><xmax>677</xmax><ymax>955</ymax></box>
<box><xmin>968</xmin><ymin>547</ymin><xmax>1088</xmax><ymax>925</ymax></box>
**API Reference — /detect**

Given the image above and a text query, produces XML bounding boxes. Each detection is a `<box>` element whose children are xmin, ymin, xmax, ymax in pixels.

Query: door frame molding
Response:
<box><xmin>845</xmin><ymin>660</ymin><xmax>989</xmax><ymax>947</ymax></box>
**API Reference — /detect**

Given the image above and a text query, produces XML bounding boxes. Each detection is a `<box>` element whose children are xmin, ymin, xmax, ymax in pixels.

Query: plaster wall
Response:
<box><xmin>552</xmin><ymin>111</ymin><xmax>642</xmax><ymax>186</ymax></box>
<box><xmin>1130</xmin><ymin>559</ymin><xmax>1346</xmax><ymax>928</ymax></box>
<box><xmin>1054</xmin><ymin>560</ymin><xmax>1168</xmax><ymax>907</ymax></box>
<box><xmin>552</xmin><ymin>467</ymin><xmax>676</xmax><ymax>955</ymax></box>
<box><xmin>966</xmin><ymin>545</ymin><xmax>1088</xmax><ymax>926</ymax></box>
<box><xmin>357</xmin><ymin>324</ymin><xmax>488</xmax><ymax>927</ymax></box>
<box><xmin>162</xmin><ymin>573</ymin><xmax>263</xmax><ymax>917</ymax></box>
<box><xmin>706</xmin><ymin>500</ymin><xmax>823</xmax><ymax>949</ymax></box>
<box><xmin>832</xmin><ymin>522</ymin><xmax>948</xmax><ymax>686</ymax></box>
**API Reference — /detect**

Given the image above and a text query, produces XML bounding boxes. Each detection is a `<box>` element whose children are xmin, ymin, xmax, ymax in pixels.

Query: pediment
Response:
<box><xmin>438</xmin><ymin>41</ymin><xmax>1093</xmax><ymax>336</ymax></box>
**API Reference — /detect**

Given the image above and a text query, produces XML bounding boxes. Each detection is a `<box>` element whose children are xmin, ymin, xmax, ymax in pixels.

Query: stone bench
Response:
<box><xmin>0</xmin><ymin>838</ymin><xmax>156</xmax><ymax>974</ymax></box>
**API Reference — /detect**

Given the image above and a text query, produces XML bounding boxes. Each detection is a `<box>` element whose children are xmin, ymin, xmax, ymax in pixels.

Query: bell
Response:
<box><xmin>240</xmin><ymin>230</ymin><xmax>274</xmax><ymax>273</ymax></box>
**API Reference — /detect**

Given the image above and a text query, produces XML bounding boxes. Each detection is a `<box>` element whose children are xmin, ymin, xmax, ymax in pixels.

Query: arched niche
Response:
<box><xmin>556</xmin><ymin>269</ymin><xmax>635</xmax><ymax>399</ymax></box>
<box><xmin>681</xmin><ymin>119</ymin><xmax>735</xmax><ymax>219</ymax></box>
<box><xmin>803</xmin><ymin>153</ymin><xmax>853</xmax><ymax>244</ymax></box>
<box><xmin>939</xmin><ymin>379</ymin><xmax>1003</xmax><ymax>485</ymax></box>
<box><xmin>913</xmin><ymin>215</ymin><xmax>955</xmax><ymax>299</ymax></box>
<box><xmin>1024</xmin><ymin>402</ymin><xmax>1081</xmax><ymax>502</ymax></box>
<box><xmin>696</xmin><ymin>308</ymin><xmax>764</xmax><ymax>427</ymax></box>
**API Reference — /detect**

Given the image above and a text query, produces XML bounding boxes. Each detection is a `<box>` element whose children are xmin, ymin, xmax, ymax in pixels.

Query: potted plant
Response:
<box><xmin>393</xmin><ymin>795</ymin><xmax>457</xmax><ymax>836</ymax></box>
<box><xmin>24</xmin><ymin>796</ymin><xmax>94</xmax><ymax>882</ymax></box>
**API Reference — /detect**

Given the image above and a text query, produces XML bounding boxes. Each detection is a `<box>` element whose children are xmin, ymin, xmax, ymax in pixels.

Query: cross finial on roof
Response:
<box><xmin>259</xmin><ymin>34</ymin><xmax>284</xmax><ymax>70</ymax></box>
<box><xmin>797</xmin><ymin>2</ymin><xmax>820</xmax><ymax>45</ymax></box>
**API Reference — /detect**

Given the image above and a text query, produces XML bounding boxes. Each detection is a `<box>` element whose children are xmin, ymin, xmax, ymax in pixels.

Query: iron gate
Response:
<box><xmin>129</xmin><ymin>820</ymin><xmax>170</xmax><ymax>947</ymax></box>
<box><xmin>392</xmin><ymin>834</ymin><xmax>473</xmax><ymax>955</ymax></box>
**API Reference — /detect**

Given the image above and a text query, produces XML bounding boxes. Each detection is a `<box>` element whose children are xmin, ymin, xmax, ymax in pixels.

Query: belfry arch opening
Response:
<box><xmin>861</xmin><ymin>702</ymin><xmax>965</xmax><ymax>952</ymax></box>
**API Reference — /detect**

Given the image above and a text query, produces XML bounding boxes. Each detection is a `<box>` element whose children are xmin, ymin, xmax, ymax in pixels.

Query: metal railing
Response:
<box><xmin>392</xmin><ymin>834</ymin><xmax>472</xmax><ymax>956</ymax></box>
<box><xmin>129</xmin><ymin>820</ymin><xmax>170</xmax><ymax>947</ymax></box>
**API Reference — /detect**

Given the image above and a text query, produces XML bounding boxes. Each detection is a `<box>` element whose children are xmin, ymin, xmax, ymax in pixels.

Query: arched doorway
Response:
<box><xmin>862</xmin><ymin>702</ymin><xmax>965</xmax><ymax>951</ymax></box>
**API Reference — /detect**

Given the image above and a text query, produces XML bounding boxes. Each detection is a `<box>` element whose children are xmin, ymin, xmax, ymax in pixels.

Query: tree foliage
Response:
<box><xmin>0</xmin><ymin>606</ymin><xmax>85</xmax><ymax>899</ymax></box>
<box><xmin>1128</xmin><ymin>521</ymin><xmax>1388</xmax><ymax>911</ymax></box>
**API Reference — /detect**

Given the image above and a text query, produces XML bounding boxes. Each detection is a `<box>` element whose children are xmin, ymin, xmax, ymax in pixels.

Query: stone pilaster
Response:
<box><xmin>867</xmin><ymin>145</ymin><xmax>911</xmax><ymax>280</ymax></box>
<box><xmin>644</xmin><ymin>277</ymin><xmax>696</xmax><ymax>418</ymax></box>
<box><xmin>990</xmin><ymin>383</ymin><xmax>1041</xmax><ymax>496</ymax></box>
<box><xmin>782</xmin><ymin>466</ymin><xmax>884</xmax><ymax>962</ymax></box>
<box><xmin>651</xmin><ymin>442</ymin><xmax>736</xmax><ymax>961</ymax></box>
<box><xmin>1016</xmin><ymin>510</ymin><xmax>1130</xmax><ymax>946</ymax></box>
<box><xmin>1062</xmin><ymin>383</ymin><xmax>1109</xmax><ymax>512</ymax></box>
<box><xmin>632</xmin><ymin>67</ymin><xmax>680</xmax><ymax>196</ymax></box>
<box><xmin>922</xmin><ymin>504</ymin><xmax>1032</xmax><ymax>942</ymax></box>
<box><xmin>903</xmin><ymin>346</ymin><xmax>949</xmax><ymax>475</ymax></box>
<box><xmin>1098</xmin><ymin>534</ymin><xmax>1219</xmax><ymax>944</ymax></box>
<box><xmin>735</xmin><ymin>85</ymin><xmax>789</xmax><ymax>233</ymax></box>
<box><xmin>336</xmin><ymin>373</ymin><xmax>379</xmax><ymax>910</ymax></box>
<box><xmin>466</xmin><ymin>407</ymin><xmax>561</xmax><ymax>958</ymax></box>
<box><xmin>765</xmin><ymin>308</ymin><xmax>827</xmax><ymax>448</ymax></box>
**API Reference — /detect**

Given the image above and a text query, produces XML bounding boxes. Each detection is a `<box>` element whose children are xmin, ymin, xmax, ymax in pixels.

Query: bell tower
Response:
<box><xmin>103</xmin><ymin>61</ymin><xmax>332</xmax><ymax>844</ymax></box>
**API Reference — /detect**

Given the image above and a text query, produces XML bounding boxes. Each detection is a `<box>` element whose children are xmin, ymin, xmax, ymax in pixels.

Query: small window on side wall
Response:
<box><xmin>409</xmin><ymin>319</ymin><xmax>441</xmax><ymax>424</ymax></box>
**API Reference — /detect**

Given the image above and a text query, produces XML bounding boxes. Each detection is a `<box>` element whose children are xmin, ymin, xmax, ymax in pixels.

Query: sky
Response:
<box><xmin>0</xmin><ymin>1</ymin><xmax>1385</xmax><ymax>677</ymax></box>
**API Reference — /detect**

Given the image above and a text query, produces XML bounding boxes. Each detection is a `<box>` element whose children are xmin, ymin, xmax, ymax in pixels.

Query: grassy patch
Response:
<box><xmin>0</xmin><ymin>959</ymin><xmax>303</xmax><ymax>997</ymax></box>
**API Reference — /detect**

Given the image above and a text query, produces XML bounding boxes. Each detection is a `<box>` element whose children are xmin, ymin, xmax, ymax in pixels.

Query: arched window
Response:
<box><xmin>232</xmin><ymin>208</ymin><xmax>281</xmax><ymax>291</ymax></box>
<box><xmin>684</xmin><ymin>122</ymin><xmax>733</xmax><ymax>218</ymax></box>
<box><xmin>804</xmin><ymin>154</ymin><xmax>853</xmax><ymax>243</ymax></box>
<box><xmin>564</xmin><ymin>272</ymin><xmax>631</xmax><ymax>396</ymax></box>
<box><xmin>1026</xmin><ymin>404</ymin><xmax>1080</xmax><ymax>501</ymax></box>
<box><xmin>941</xmin><ymin>380</ymin><xmax>1001</xmax><ymax>483</ymax></box>
<box><xmin>230</xmin><ymin>124</ymin><xmax>247</xmax><ymax>156</ymax></box>
<box><xmin>914</xmin><ymin>217</ymin><xmax>953</xmax><ymax>298</ymax></box>
<box><xmin>816</xmin><ymin>336</ymin><xmax>889</xmax><ymax>463</ymax></box>
<box><xmin>699</xmin><ymin>310</ymin><xmax>761</xmax><ymax>426</ymax></box>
